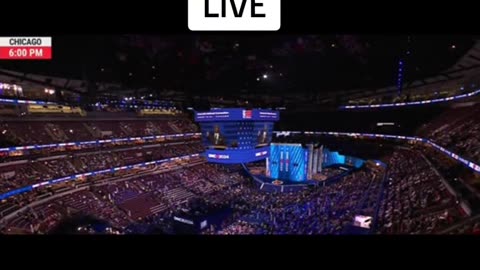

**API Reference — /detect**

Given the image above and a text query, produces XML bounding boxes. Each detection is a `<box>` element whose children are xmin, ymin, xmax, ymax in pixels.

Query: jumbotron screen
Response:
<box><xmin>195</xmin><ymin>108</ymin><xmax>279</xmax><ymax>163</ymax></box>
<box><xmin>200</xmin><ymin>121</ymin><xmax>274</xmax><ymax>150</ymax></box>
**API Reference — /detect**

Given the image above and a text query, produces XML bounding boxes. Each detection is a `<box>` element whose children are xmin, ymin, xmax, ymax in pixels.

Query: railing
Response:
<box><xmin>0</xmin><ymin>132</ymin><xmax>202</xmax><ymax>153</ymax></box>
<box><xmin>340</xmin><ymin>89</ymin><xmax>480</xmax><ymax>110</ymax></box>
<box><xmin>0</xmin><ymin>153</ymin><xmax>202</xmax><ymax>201</ymax></box>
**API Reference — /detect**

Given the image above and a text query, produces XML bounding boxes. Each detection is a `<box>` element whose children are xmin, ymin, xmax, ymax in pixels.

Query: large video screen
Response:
<box><xmin>195</xmin><ymin>108</ymin><xmax>279</xmax><ymax>164</ymax></box>
<box><xmin>200</xmin><ymin>121</ymin><xmax>274</xmax><ymax>151</ymax></box>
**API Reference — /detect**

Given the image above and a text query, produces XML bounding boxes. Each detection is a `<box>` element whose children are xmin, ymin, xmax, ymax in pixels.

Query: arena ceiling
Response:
<box><xmin>1</xmin><ymin>35</ymin><xmax>477</xmax><ymax>97</ymax></box>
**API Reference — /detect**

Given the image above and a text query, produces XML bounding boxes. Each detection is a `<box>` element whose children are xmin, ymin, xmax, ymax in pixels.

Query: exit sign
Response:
<box><xmin>188</xmin><ymin>0</ymin><xmax>281</xmax><ymax>31</ymax></box>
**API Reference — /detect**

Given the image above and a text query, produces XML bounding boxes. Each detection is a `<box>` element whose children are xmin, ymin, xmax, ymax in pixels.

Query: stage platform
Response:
<box><xmin>254</xmin><ymin>174</ymin><xmax>318</xmax><ymax>186</ymax></box>
<box><xmin>246</xmin><ymin>165</ymin><xmax>357</xmax><ymax>193</ymax></box>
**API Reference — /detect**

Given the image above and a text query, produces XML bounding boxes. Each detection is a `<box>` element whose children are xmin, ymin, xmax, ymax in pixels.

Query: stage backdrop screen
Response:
<box><xmin>269</xmin><ymin>143</ymin><xmax>307</xmax><ymax>182</ymax></box>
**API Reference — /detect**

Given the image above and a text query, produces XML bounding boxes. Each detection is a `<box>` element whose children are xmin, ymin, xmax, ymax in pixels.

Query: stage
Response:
<box><xmin>255</xmin><ymin>174</ymin><xmax>318</xmax><ymax>186</ymax></box>
<box><xmin>245</xmin><ymin>165</ymin><xmax>356</xmax><ymax>193</ymax></box>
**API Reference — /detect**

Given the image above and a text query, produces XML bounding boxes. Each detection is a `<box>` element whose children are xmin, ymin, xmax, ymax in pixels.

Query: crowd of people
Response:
<box><xmin>0</xmin><ymin>146</ymin><xmax>474</xmax><ymax>235</ymax></box>
<box><xmin>0</xmin><ymin>118</ymin><xmax>198</xmax><ymax>146</ymax></box>
<box><xmin>377</xmin><ymin>150</ymin><xmax>465</xmax><ymax>234</ymax></box>
<box><xmin>419</xmin><ymin>105</ymin><xmax>480</xmax><ymax>163</ymax></box>
<box><xmin>0</xmin><ymin>103</ymin><xmax>478</xmax><ymax>235</ymax></box>
<box><xmin>0</xmin><ymin>163</ymin><xmax>247</xmax><ymax>234</ymax></box>
<box><xmin>205</xmin><ymin>149</ymin><xmax>472</xmax><ymax>235</ymax></box>
<box><xmin>0</xmin><ymin>142</ymin><xmax>204</xmax><ymax>196</ymax></box>
<box><xmin>205</xmin><ymin>168</ymin><xmax>383</xmax><ymax>235</ymax></box>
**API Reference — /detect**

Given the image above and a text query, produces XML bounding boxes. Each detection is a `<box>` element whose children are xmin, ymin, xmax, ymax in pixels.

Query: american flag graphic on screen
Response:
<box><xmin>242</xmin><ymin>110</ymin><xmax>252</xmax><ymax>119</ymax></box>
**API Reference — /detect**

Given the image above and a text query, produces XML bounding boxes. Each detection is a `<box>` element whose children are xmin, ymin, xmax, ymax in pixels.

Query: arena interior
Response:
<box><xmin>0</xmin><ymin>35</ymin><xmax>479</xmax><ymax>235</ymax></box>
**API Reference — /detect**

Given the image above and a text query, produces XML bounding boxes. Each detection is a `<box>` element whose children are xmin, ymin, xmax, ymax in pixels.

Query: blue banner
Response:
<box><xmin>204</xmin><ymin>147</ymin><xmax>269</xmax><ymax>164</ymax></box>
<box><xmin>195</xmin><ymin>108</ymin><xmax>279</xmax><ymax>122</ymax></box>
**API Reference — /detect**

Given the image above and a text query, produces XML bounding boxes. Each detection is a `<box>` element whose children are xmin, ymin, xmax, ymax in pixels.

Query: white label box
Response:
<box><xmin>188</xmin><ymin>0</ymin><xmax>281</xmax><ymax>31</ymax></box>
